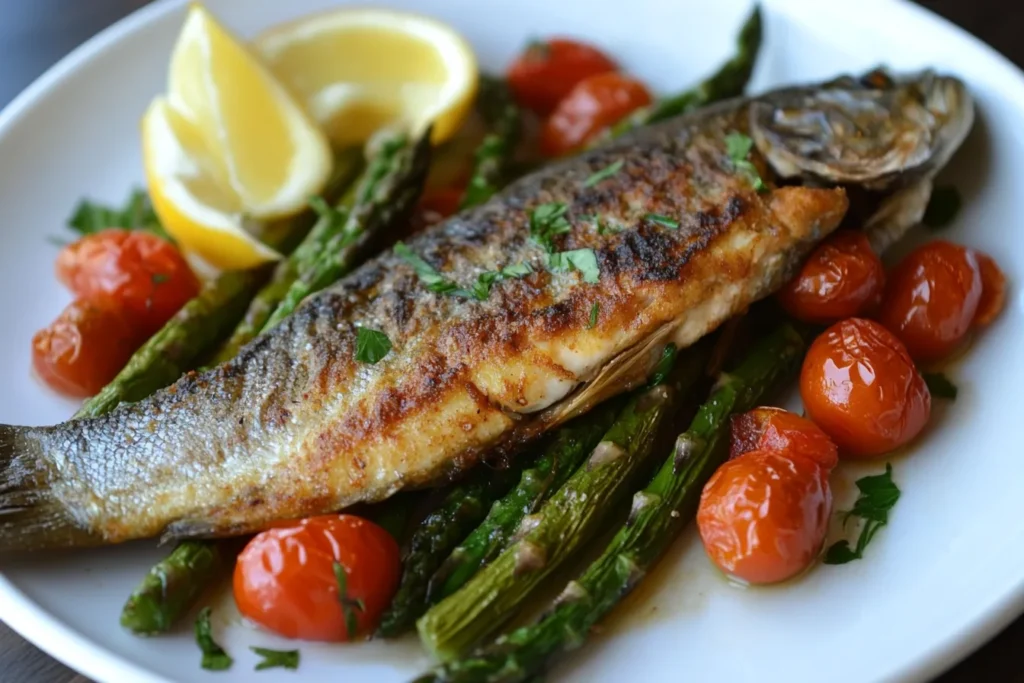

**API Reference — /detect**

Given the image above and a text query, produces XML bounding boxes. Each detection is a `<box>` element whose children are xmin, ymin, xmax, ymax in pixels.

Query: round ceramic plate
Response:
<box><xmin>0</xmin><ymin>0</ymin><xmax>1021</xmax><ymax>681</ymax></box>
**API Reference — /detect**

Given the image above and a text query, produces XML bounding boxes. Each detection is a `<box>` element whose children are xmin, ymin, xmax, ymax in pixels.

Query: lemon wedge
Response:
<box><xmin>255</xmin><ymin>7</ymin><xmax>478</xmax><ymax>148</ymax></box>
<box><xmin>143</xmin><ymin>4</ymin><xmax>333</xmax><ymax>270</ymax></box>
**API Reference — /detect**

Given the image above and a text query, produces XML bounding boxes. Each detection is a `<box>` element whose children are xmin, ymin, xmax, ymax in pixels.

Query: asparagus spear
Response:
<box><xmin>413</xmin><ymin>324</ymin><xmax>806</xmax><ymax>682</ymax></box>
<box><xmin>416</xmin><ymin>345</ymin><xmax>707</xmax><ymax>661</ymax></box>
<box><xmin>208</xmin><ymin>150</ymin><xmax>365</xmax><ymax>363</ymax></box>
<box><xmin>459</xmin><ymin>77</ymin><xmax>522</xmax><ymax>209</ymax></box>
<box><xmin>427</xmin><ymin>401</ymin><xmax>622</xmax><ymax>604</ymax></box>
<box><xmin>600</xmin><ymin>5</ymin><xmax>762</xmax><ymax>143</ymax></box>
<box><xmin>264</xmin><ymin>129</ymin><xmax>433</xmax><ymax>330</ymax></box>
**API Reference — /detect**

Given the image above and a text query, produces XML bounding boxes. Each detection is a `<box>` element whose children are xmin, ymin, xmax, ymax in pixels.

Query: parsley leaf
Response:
<box><xmin>334</xmin><ymin>562</ymin><xmax>365</xmax><ymax>639</ymax></box>
<box><xmin>647</xmin><ymin>344</ymin><xmax>678</xmax><ymax>387</ymax></box>
<box><xmin>923</xmin><ymin>186</ymin><xmax>962</xmax><ymax>229</ymax></box>
<box><xmin>824</xmin><ymin>464</ymin><xmax>900</xmax><ymax>565</ymax></box>
<box><xmin>596</xmin><ymin>216</ymin><xmax>622</xmax><ymax>235</ymax></box>
<box><xmin>67</xmin><ymin>188</ymin><xmax>172</xmax><ymax>242</ymax></box>
<box><xmin>588</xmin><ymin>302</ymin><xmax>600</xmax><ymax>329</ymax></box>
<box><xmin>724</xmin><ymin>132</ymin><xmax>766</xmax><ymax>193</ymax></box>
<box><xmin>396</xmin><ymin>242</ymin><xmax>531</xmax><ymax>300</ymax></box>
<box><xmin>645</xmin><ymin>213</ymin><xmax>679</xmax><ymax>230</ymax></box>
<box><xmin>394</xmin><ymin>242</ymin><xmax>457</xmax><ymax>294</ymax></box>
<box><xmin>194</xmin><ymin>607</ymin><xmax>233</xmax><ymax>671</ymax></box>
<box><xmin>584</xmin><ymin>159</ymin><xmax>624</xmax><ymax>188</ymax></box>
<box><xmin>547</xmin><ymin>248</ymin><xmax>600</xmax><ymax>283</ymax></box>
<box><xmin>923</xmin><ymin>371</ymin><xmax>958</xmax><ymax>400</ymax></box>
<box><xmin>529</xmin><ymin>202</ymin><xmax>571</xmax><ymax>253</ymax></box>
<box><xmin>354</xmin><ymin>327</ymin><xmax>392</xmax><ymax>364</ymax></box>
<box><xmin>251</xmin><ymin>647</ymin><xmax>300</xmax><ymax>671</ymax></box>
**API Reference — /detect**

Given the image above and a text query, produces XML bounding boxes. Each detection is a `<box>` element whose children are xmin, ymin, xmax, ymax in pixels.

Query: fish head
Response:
<box><xmin>750</xmin><ymin>68</ymin><xmax>974</xmax><ymax>191</ymax></box>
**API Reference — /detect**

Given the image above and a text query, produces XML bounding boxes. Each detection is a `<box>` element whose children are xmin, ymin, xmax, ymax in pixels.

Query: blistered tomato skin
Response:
<box><xmin>506</xmin><ymin>38</ymin><xmax>617</xmax><ymax>115</ymax></box>
<box><xmin>56</xmin><ymin>229</ymin><xmax>200</xmax><ymax>335</ymax></box>
<box><xmin>777</xmin><ymin>231</ymin><xmax>885</xmax><ymax>325</ymax></box>
<box><xmin>730</xmin><ymin>407</ymin><xmax>839</xmax><ymax>470</ymax></box>
<box><xmin>697</xmin><ymin>449</ymin><xmax>832</xmax><ymax>585</ymax></box>
<box><xmin>541</xmin><ymin>72</ymin><xmax>653</xmax><ymax>157</ymax></box>
<box><xmin>974</xmin><ymin>251</ymin><xmax>1007</xmax><ymax>326</ymax></box>
<box><xmin>32</xmin><ymin>298</ymin><xmax>142</xmax><ymax>398</ymax></box>
<box><xmin>233</xmin><ymin>514</ymin><xmax>400</xmax><ymax>642</ymax></box>
<box><xmin>801</xmin><ymin>318</ymin><xmax>931</xmax><ymax>459</ymax></box>
<box><xmin>878</xmin><ymin>240</ymin><xmax>982</xmax><ymax>362</ymax></box>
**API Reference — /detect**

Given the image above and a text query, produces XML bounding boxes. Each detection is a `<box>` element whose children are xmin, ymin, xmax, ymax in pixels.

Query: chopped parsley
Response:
<box><xmin>529</xmin><ymin>202</ymin><xmax>571</xmax><ymax>253</ymax></box>
<box><xmin>251</xmin><ymin>647</ymin><xmax>300</xmax><ymax>672</ymax></box>
<box><xmin>645</xmin><ymin>213</ymin><xmax>679</xmax><ymax>230</ymax></box>
<box><xmin>547</xmin><ymin>248</ymin><xmax>600</xmax><ymax>283</ymax></box>
<box><xmin>824</xmin><ymin>464</ymin><xmax>901</xmax><ymax>565</ymax></box>
<box><xmin>67</xmin><ymin>188</ymin><xmax>172</xmax><ymax>242</ymax></box>
<box><xmin>923</xmin><ymin>371</ymin><xmax>958</xmax><ymax>400</ymax></box>
<box><xmin>334</xmin><ymin>562</ymin><xmax>366</xmax><ymax>639</ymax></box>
<box><xmin>584</xmin><ymin>159</ymin><xmax>624</xmax><ymax>188</ymax></box>
<box><xmin>588</xmin><ymin>302</ymin><xmax>600</xmax><ymax>329</ymax></box>
<box><xmin>395</xmin><ymin>241</ymin><xmax>531</xmax><ymax>300</ymax></box>
<box><xmin>923</xmin><ymin>186</ymin><xmax>962</xmax><ymax>229</ymax></box>
<box><xmin>725</xmin><ymin>132</ymin><xmax>766</xmax><ymax>193</ymax></box>
<box><xmin>647</xmin><ymin>344</ymin><xmax>678</xmax><ymax>387</ymax></box>
<box><xmin>194</xmin><ymin>607</ymin><xmax>233</xmax><ymax>671</ymax></box>
<box><xmin>354</xmin><ymin>327</ymin><xmax>392</xmax><ymax>364</ymax></box>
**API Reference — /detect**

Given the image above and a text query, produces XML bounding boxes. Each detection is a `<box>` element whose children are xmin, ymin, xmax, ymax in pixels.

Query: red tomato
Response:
<box><xmin>410</xmin><ymin>187</ymin><xmax>464</xmax><ymax>233</ymax></box>
<box><xmin>730</xmin><ymin>406</ymin><xmax>839</xmax><ymax>470</ymax></box>
<box><xmin>233</xmin><ymin>514</ymin><xmax>400</xmax><ymax>642</ymax></box>
<box><xmin>974</xmin><ymin>251</ymin><xmax>1007</xmax><ymax>327</ymax></box>
<box><xmin>56</xmin><ymin>229</ymin><xmax>200</xmax><ymax>335</ymax></box>
<box><xmin>541</xmin><ymin>72</ymin><xmax>653</xmax><ymax>157</ymax></box>
<box><xmin>878</xmin><ymin>240</ymin><xmax>982</xmax><ymax>362</ymax></box>
<box><xmin>777</xmin><ymin>231</ymin><xmax>885</xmax><ymax>324</ymax></box>
<box><xmin>697</xmin><ymin>448</ymin><xmax>832</xmax><ymax>585</ymax></box>
<box><xmin>506</xmin><ymin>38</ymin><xmax>617</xmax><ymax>115</ymax></box>
<box><xmin>800</xmin><ymin>318</ymin><xmax>931</xmax><ymax>458</ymax></box>
<box><xmin>32</xmin><ymin>298</ymin><xmax>142</xmax><ymax>398</ymax></box>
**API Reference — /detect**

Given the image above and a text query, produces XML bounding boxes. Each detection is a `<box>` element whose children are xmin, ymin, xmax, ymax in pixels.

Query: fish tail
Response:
<box><xmin>0</xmin><ymin>424</ymin><xmax>97</xmax><ymax>552</ymax></box>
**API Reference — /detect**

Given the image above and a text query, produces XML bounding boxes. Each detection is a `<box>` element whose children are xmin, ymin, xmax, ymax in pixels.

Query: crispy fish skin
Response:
<box><xmin>0</xmin><ymin>71</ymin><xmax>971</xmax><ymax>551</ymax></box>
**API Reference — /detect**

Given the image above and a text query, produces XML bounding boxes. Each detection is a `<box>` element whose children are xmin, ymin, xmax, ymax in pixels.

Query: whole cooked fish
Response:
<box><xmin>0</xmin><ymin>70</ymin><xmax>972</xmax><ymax>551</ymax></box>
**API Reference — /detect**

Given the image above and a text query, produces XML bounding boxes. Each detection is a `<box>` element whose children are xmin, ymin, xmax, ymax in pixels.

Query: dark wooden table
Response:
<box><xmin>1</xmin><ymin>0</ymin><xmax>1022</xmax><ymax>680</ymax></box>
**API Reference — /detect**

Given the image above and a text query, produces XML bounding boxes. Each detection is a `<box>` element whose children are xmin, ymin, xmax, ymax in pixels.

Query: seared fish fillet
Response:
<box><xmin>0</xmin><ymin>70</ymin><xmax>972</xmax><ymax>550</ymax></box>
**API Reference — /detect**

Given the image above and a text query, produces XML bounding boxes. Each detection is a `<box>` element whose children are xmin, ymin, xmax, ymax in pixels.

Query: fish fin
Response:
<box><xmin>0</xmin><ymin>425</ymin><xmax>97</xmax><ymax>551</ymax></box>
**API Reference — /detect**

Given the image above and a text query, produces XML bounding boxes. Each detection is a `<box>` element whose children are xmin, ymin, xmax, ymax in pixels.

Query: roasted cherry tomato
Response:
<box><xmin>698</xmin><ymin>448</ymin><xmax>832</xmax><ymax>585</ymax></box>
<box><xmin>974</xmin><ymin>251</ymin><xmax>1007</xmax><ymax>327</ymax></box>
<box><xmin>234</xmin><ymin>514</ymin><xmax>400</xmax><ymax>642</ymax></box>
<box><xmin>777</xmin><ymin>231</ymin><xmax>885</xmax><ymax>324</ymax></box>
<box><xmin>506</xmin><ymin>38</ymin><xmax>617</xmax><ymax>114</ymax></box>
<box><xmin>730</xmin><ymin>406</ymin><xmax>839</xmax><ymax>470</ymax></box>
<box><xmin>56</xmin><ymin>229</ymin><xmax>200</xmax><ymax>335</ymax></box>
<box><xmin>32</xmin><ymin>298</ymin><xmax>142</xmax><ymax>398</ymax></box>
<box><xmin>541</xmin><ymin>72</ymin><xmax>653</xmax><ymax>157</ymax></box>
<box><xmin>878</xmin><ymin>240</ymin><xmax>982</xmax><ymax>362</ymax></box>
<box><xmin>801</xmin><ymin>318</ymin><xmax>931</xmax><ymax>458</ymax></box>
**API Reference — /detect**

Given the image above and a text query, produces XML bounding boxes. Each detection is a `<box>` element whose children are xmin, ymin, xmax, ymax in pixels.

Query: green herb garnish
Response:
<box><xmin>529</xmin><ymin>202</ymin><xmax>571</xmax><ymax>253</ymax></box>
<box><xmin>825</xmin><ymin>464</ymin><xmax>900</xmax><ymax>565</ymax></box>
<box><xmin>645</xmin><ymin>213</ymin><xmax>679</xmax><ymax>230</ymax></box>
<box><xmin>923</xmin><ymin>372</ymin><xmax>958</xmax><ymax>400</ymax></box>
<box><xmin>395</xmin><ymin>242</ymin><xmax>530</xmax><ymax>300</ymax></box>
<box><xmin>251</xmin><ymin>647</ymin><xmax>300</xmax><ymax>672</ymax></box>
<box><xmin>395</xmin><ymin>242</ymin><xmax>458</xmax><ymax>294</ymax></box>
<box><xmin>647</xmin><ymin>344</ymin><xmax>678</xmax><ymax>387</ymax></box>
<box><xmin>194</xmin><ymin>607</ymin><xmax>233</xmax><ymax>671</ymax></box>
<box><xmin>354</xmin><ymin>327</ymin><xmax>392</xmax><ymax>364</ymax></box>
<box><xmin>588</xmin><ymin>302</ymin><xmax>600</xmax><ymax>329</ymax></box>
<box><xmin>584</xmin><ymin>160</ymin><xmax>624</xmax><ymax>188</ymax></box>
<box><xmin>923</xmin><ymin>186</ymin><xmax>962</xmax><ymax>229</ymax></box>
<box><xmin>547</xmin><ymin>248</ymin><xmax>600</xmax><ymax>283</ymax></box>
<box><xmin>67</xmin><ymin>188</ymin><xmax>172</xmax><ymax>242</ymax></box>
<box><xmin>333</xmin><ymin>562</ymin><xmax>366</xmax><ymax>639</ymax></box>
<box><xmin>725</xmin><ymin>132</ymin><xmax>766</xmax><ymax>192</ymax></box>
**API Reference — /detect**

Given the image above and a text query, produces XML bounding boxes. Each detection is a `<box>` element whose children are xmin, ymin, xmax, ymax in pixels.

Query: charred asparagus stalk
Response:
<box><xmin>459</xmin><ymin>77</ymin><xmax>523</xmax><ymax>209</ymax></box>
<box><xmin>413</xmin><ymin>324</ymin><xmax>806</xmax><ymax>682</ymax></box>
<box><xmin>416</xmin><ymin>345</ymin><xmax>707</xmax><ymax>661</ymax></box>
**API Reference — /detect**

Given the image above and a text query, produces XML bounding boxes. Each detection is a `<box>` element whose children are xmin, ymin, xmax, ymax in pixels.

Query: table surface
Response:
<box><xmin>1</xmin><ymin>0</ymin><xmax>1022</xmax><ymax>680</ymax></box>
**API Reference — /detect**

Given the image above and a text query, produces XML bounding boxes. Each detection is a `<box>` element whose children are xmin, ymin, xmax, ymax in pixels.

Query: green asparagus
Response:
<box><xmin>208</xmin><ymin>149</ymin><xmax>365</xmax><ymax>363</ymax></box>
<box><xmin>602</xmin><ymin>5</ymin><xmax>762</xmax><ymax>143</ymax></box>
<box><xmin>416</xmin><ymin>345</ymin><xmax>707</xmax><ymax>662</ymax></box>
<box><xmin>460</xmin><ymin>77</ymin><xmax>522</xmax><ymax>209</ymax></box>
<box><xmin>414</xmin><ymin>324</ymin><xmax>806</xmax><ymax>682</ymax></box>
<box><xmin>264</xmin><ymin>129</ymin><xmax>433</xmax><ymax>330</ymax></box>
<box><xmin>427</xmin><ymin>401</ymin><xmax>622</xmax><ymax>604</ymax></box>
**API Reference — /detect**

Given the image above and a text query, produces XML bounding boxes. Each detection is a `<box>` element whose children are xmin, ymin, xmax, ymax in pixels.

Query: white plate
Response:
<box><xmin>0</xmin><ymin>0</ymin><xmax>1021</xmax><ymax>681</ymax></box>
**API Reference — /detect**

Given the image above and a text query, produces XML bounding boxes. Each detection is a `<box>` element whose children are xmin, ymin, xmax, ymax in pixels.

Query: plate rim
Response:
<box><xmin>1</xmin><ymin>0</ymin><xmax>1023</xmax><ymax>681</ymax></box>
